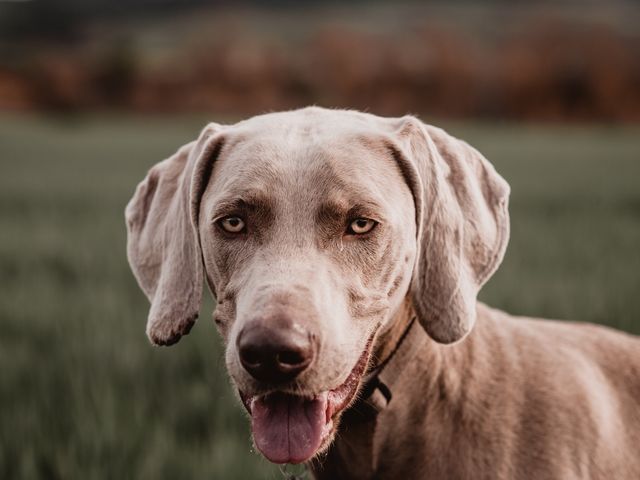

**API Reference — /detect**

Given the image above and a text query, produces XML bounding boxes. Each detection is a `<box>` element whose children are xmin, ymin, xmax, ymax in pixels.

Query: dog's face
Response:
<box><xmin>125</xmin><ymin>107</ymin><xmax>510</xmax><ymax>464</ymax></box>
<box><xmin>199</xmin><ymin>114</ymin><xmax>416</xmax><ymax>462</ymax></box>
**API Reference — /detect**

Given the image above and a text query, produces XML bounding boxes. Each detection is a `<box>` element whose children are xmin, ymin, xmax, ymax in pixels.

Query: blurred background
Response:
<box><xmin>1</xmin><ymin>0</ymin><xmax>639</xmax><ymax>478</ymax></box>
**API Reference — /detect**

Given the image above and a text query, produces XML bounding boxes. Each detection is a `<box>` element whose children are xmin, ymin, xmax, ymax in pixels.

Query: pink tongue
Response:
<box><xmin>251</xmin><ymin>392</ymin><xmax>328</xmax><ymax>464</ymax></box>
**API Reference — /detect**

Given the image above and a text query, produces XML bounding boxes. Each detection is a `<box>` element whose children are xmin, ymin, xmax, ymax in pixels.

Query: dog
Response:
<box><xmin>125</xmin><ymin>107</ymin><xmax>640</xmax><ymax>479</ymax></box>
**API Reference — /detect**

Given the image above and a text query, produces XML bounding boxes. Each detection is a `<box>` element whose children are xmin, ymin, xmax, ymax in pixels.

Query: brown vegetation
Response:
<box><xmin>2</xmin><ymin>8</ymin><xmax>639</xmax><ymax>121</ymax></box>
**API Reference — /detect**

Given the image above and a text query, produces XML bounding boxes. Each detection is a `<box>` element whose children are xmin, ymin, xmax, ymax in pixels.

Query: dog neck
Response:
<box><xmin>309</xmin><ymin>297</ymin><xmax>440</xmax><ymax>479</ymax></box>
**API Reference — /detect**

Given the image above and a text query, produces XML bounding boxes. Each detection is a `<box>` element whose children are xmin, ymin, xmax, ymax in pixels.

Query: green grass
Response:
<box><xmin>0</xmin><ymin>115</ymin><xmax>639</xmax><ymax>479</ymax></box>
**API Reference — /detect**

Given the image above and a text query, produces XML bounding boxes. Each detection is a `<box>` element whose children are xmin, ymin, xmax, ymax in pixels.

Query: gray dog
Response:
<box><xmin>126</xmin><ymin>107</ymin><xmax>640</xmax><ymax>479</ymax></box>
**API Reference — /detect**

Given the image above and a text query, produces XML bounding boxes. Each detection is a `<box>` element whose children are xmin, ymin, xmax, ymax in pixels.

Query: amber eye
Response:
<box><xmin>218</xmin><ymin>216</ymin><xmax>245</xmax><ymax>233</ymax></box>
<box><xmin>347</xmin><ymin>218</ymin><xmax>377</xmax><ymax>235</ymax></box>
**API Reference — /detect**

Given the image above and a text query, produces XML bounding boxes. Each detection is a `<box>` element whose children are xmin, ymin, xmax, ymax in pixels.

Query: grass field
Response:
<box><xmin>1</xmin><ymin>115</ymin><xmax>639</xmax><ymax>479</ymax></box>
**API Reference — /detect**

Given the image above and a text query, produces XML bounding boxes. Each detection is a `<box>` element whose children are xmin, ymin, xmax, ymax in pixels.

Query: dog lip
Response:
<box><xmin>324</xmin><ymin>331</ymin><xmax>376</xmax><ymax>420</ymax></box>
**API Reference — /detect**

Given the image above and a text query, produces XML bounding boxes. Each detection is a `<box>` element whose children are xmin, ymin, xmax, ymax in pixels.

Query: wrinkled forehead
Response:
<box><xmin>205</xmin><ymin>124</ymin><xmax>410</xmax><ymax>218</ymax></box>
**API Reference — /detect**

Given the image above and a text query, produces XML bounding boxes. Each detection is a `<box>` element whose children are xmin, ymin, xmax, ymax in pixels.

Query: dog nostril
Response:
<box><xmin>241</xmin><ymin>349</ymin><xmax>262</xmax><ymax>367</ymax></box>
<box><xmin>277</xmin><ymin>350</ymin><xmax>305</xmax><ymax>367</ymax></box>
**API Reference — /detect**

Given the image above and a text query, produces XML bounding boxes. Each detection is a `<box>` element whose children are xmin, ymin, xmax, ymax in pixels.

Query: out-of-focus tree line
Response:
<box><xmin>1</xmin><ymin>0</ymin><xmax>639</xmax><ymax>121</ymax></box>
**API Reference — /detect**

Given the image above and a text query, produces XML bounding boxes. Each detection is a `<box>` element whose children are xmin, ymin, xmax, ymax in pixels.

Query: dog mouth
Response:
<box><xmin>239</xmin><ymin>333</ymin><xmax>376</xmax><ymax>464</ymax></box>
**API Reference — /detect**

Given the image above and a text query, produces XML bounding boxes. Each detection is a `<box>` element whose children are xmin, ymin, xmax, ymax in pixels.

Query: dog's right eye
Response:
<box><xmin>347</xmin><ymin>218</ymin><xmax>377</xmax><ymax>235</ymax></box>
<box><xmin>218</xmin><ymin>216</ymin><xmax>246</xmax><ymax>234</ymax></box>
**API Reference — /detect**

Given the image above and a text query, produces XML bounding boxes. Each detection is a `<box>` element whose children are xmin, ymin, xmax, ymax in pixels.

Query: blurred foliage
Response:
<box><xmin>0</xmin><ymin>114</ymin><xmax>638</xmax><ymax>478</ymax></box>
<box><xmin>1</xmin><ymin>1</ymin><xmax>639</xmax><ymax>120</ymax></box>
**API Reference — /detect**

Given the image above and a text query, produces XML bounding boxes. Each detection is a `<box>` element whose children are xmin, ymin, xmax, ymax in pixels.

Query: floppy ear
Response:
<box><xmin>125</xmin><ymin>123</ymin><xmax>225</xmax><ymax>346</ymax></box>
<box><xmin>390</xmin><ymin>117</ymin><xmax>510</xmax><ymax>344</ymax></box>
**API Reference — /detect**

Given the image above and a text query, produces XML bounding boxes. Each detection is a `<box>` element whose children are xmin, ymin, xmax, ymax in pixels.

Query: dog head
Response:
<box><xmin>125</xmin><ymin>107</ymin><xmax>509</xmax><ymax>464</ymax></box>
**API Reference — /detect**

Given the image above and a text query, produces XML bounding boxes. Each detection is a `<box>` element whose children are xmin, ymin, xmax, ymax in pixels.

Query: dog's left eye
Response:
<box><xmin>218</xmin><ymin>216</ymin><xmax>246</xmax><ymax>233</ymax></box>
<box><xmin>347</xmin><ymin>218</ymin><xmax>377</xmax><ymax>235</ymax></box>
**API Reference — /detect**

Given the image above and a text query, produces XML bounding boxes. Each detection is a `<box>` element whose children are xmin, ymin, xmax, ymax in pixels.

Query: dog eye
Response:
<box><xmin>218</xmin><ymin>216</ymin><xmax>245</xmax><ymax>233</ymax></box>
<box><xmin>347</xmin><ymin>218</ymin><xmax>377</xmax><ymax>235</ymax></box>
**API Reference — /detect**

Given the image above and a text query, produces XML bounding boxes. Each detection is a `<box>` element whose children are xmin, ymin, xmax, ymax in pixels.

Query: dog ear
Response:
<box><xmin>125</xmin><ymin>123</ymin><xmax>225</xmax><ymax>346</ymax></box>
<box><xmin>389</xmin><ymin>117</ymin><xmax>510</xmax><ymax>344</ymax></box>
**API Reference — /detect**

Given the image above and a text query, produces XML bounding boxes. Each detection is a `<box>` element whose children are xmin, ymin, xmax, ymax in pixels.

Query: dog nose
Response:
<box><xmin>237</xmin><ymin>323</ymin><xmax>315</xmax><ymax>383</ymax></box>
